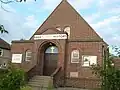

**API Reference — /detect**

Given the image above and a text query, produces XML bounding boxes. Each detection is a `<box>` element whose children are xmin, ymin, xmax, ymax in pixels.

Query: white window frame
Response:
<box><xmin>71</xmin><ymin>50</ymin><xmax>79</xmax><ymax>63</ymax></box>
<box><xmin>0</xmin><ymin>48</ymin><xmax>3</xmax><ymax>56</ymax></box>
<box><xmin>82</xmin><ymin>55</ymin><xmax>97</xmax><ymax>67</ymax></box>
<box><xmin>56</xmin><ymin>27</ymin><xmax>61</xmax><ymax>31</ymax></box>
<box><xmin>25</xmin><ymin>50</ymin><xmax>32</xmax><ymax>62</ymax></box>
<box><xmin>64</xmin><ymin>26</ymin><xmax>70</xmax><ymax>39</ymax></box>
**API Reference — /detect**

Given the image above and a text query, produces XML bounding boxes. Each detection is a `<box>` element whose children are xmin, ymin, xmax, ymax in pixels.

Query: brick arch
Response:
<box><xmin>37</xmin><ymin>40</ymin><xmax>62</xmax><ymax>75</ymax></box>
<box><xmin>38</xmin><ymin>40</ymin><xmax>62</xmax><ymax>53</ymax></box>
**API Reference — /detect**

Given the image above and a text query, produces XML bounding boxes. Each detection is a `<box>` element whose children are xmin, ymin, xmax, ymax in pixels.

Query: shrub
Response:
<box><xmin>20</xmin><ymin>86</ymin><xmax>32</xmax><ymax>90</ymax></box>
<box><xmin>0</xmin><ymin>63</ymin><xmax>26</xmax><ymax>90</ymax></box>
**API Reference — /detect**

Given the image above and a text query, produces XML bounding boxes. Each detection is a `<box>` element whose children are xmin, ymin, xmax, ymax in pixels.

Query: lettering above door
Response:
<box><xmin>34</xmin><ymin>34</ymin><xmax>67</xmax><ymax>40</ymax></box>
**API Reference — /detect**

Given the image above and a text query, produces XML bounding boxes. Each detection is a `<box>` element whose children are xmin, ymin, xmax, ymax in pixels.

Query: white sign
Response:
<box><xmin>82</xmin><ymin>55</ymin><xmax>97</xmax><ymax>66</ymax></box>
<box><xmin>12</xmin><ymin>54</ymin><xmax>22</xmax><ymax>63</ymax></box>
<box><xmin>70</xmin><ymin>72</ymin><xmax>78</xmax><ymax>78</ymax></box>
<box><xmin>71</xmin><ymin>50</ymin><xmax>79</xmax><ymax>63</ymax></box>
<box><xmin>34</xmin><ymin>34</ymin><xmax>67</xmax><ymax>40</ymax></box>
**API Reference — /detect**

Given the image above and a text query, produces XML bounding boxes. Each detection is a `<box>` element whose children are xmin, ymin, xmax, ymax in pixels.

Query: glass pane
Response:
<box><xmin>0</xmin><ymin>49</ymin><xmax>3</xmax><ymax>56</ymax></box>
<box><xmin>45</xmin><ymin>46</ymin><xmax>58</xmax><ymax>53</ymax></box>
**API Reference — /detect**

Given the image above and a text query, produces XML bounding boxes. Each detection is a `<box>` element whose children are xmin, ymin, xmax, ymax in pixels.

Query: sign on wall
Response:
<box><xmin>34</xmin><ymin>34</ymin><xmax>67</xmax><ymax>40</ymax></box>
<box><xmin>12</xmin><ymin>54</ymin><xmax>22</xmax><ymax>63</ymax></box>
<box><xmin>82</xmin><ymin>55</ymin><xmax>97</xmax><ymax>66</ymax></box>
<box><xmin>70</xmin><ymin>72</ymin><xmax>78</xmax><ymax>78</ymax></box>
<box><xmin>71</xmin><ymin>50</ymin><xmax>79</xmax><ymax>63</ymax></box>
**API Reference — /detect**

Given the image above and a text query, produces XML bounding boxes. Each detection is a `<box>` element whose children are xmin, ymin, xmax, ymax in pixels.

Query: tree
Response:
<box><xmin>0</xmin><ymin>0</ymin><xmax>36</xmax><ymax>4</ymax></box>
<box><xmin>92</xmin><ymin>47</ymin><xmax>120</xmax><ymax>90</ymax></box>
<box><xmin>0</xmin><ymin>25</ymin><xmax>8</xmax><ymax>34</ymax></box>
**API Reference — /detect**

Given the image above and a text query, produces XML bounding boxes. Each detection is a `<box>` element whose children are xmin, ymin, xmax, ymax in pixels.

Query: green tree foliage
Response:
<box><xmin>0</xmin><ymin>25</ymin><xmax>8</xmax><ymax>34</ymax></box>
<box><xmin>20</xmin><ymin>86</ymin><xmax>32</xmax><ymax>90</ymax></box>
<box><xmin>92</xmin><ymin>48</ymin><xmax>120</xmax><ymax>90</ymax></box>
<box><xmin>112</xmin><ymin>46</ymin><xmax>120</xmax><ymax>57</ymax></box>
<box><xmin>0</xmin><ymin>64</ymin><xmax>26</xmax><ymax>90</ymax></box>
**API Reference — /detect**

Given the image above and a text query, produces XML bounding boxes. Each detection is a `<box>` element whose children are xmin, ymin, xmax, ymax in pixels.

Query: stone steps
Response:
<box><xmin>28</xmin><ymin>75</ymin><xmax>53</xmax><ymax>89</ymax></box>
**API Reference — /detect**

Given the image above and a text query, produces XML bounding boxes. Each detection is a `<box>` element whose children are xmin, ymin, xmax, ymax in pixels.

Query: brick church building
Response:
<box><xmin>11</xmin><ymin>0</ymin><xmax>108</xmax><ymax>89</ymax></box>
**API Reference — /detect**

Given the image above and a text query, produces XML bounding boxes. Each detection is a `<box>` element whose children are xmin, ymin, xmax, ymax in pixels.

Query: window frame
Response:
<box><xmin>0</xmin><ymin>48</ymin><xmax>3</xmax><ymax>56</ymax></box>
<box><xmin>56</xmin><ymin>26</ymin><xmax>61</xmax><ymax>31</ymax></box>
<box><xmin>64</xmin><ymin>26</ymin><xmax>70</xmax><ymax>39</ymax></box>
<box><xmin>25</xmin><ymin>50</ymin><xmax>32</xmax><ymax>62</ymax></box>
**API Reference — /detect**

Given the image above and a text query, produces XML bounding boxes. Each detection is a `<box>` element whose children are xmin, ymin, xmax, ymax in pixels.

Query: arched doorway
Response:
<box><xmin>43</xmin><ymin>43</ymin><xmax>58</xmax><ymax>76</ymax></box>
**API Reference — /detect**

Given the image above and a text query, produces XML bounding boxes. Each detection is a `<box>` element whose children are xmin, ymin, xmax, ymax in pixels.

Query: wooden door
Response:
<box><xmin>43</xmin><ymin>46</ymin><xmax>58</xmax><ymax>76</ymax></box>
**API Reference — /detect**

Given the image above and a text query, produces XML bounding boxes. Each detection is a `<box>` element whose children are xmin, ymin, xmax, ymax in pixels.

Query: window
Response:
<box><xmin>56</xmin><ymin>27</ymin><xmax>61</xmax><ymax>31</ymax></box>
<box><xmin>0</xmin><ymin>64</ymin><xmax>2</xmax><ymax>68</ymax></box>
<box><xmin>2</xmin><ymin>63</ymin><xmax>7</xmax><ymax>68</ymax></box>
<box><xmin>64</xmin><ymin>26</ymin><xmax>70</xmax><ymax>38</ymax></box>
<box><xmin>45</xmin><ymin>46</ymin><xmax>58</xmax><ymax>53</ymax></box>
<box><xmin>71</xmin><ymin>50</ymin><xmax>79</xmax><ymax>63</ymax></box>
<box><xmin>0</xmin><ymin>48</ymin><xmax>3</xmax><ymax>56</ymax></box>
<box><xmin>25</xmin><ymin>50</ymin><xmax>32</xmax><ymax>61</ymax></box>
<box><xmin>0</xmin><ymin>63</ymin><xmax>7</xmax><ymax>69</ymax></box>
<box><xmin>82</xmin><ymin>55</ymin><xmax>97</xmax><ymax>67</ymax></box>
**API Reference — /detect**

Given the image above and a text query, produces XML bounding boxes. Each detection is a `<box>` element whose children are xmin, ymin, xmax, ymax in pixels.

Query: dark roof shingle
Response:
<box><xmin>0</xmin><ymin>38</ymin><xmax>10</xmax><ymax>50</ymax></box>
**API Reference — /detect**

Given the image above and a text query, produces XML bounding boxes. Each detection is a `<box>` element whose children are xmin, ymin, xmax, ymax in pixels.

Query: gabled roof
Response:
<box><xmin>30</xmin><ymin>0</ymin><xmax>106</xmax><ymax>44</ymax></box>
<box><xmin>0</xmin><ymin>38</ymin><xmax>10</xmax><ymax>50</ymax></box>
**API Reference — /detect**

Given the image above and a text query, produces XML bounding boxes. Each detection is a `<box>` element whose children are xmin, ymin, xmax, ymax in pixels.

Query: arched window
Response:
<box><xmin>56</xmin><ymin>27</ymin><xmax>61</xmax><ymax>31</ymax></box>
<box><xmin>25</xmin><ymin>50</ymin><xmax>32</xmax><ymax>61</ymax></box>
<box><xmin>45</xmin><ymin>46</ymin><xmax>58</xmax><ymax>53</ymax></box>
<box><xmin>71</xmin><ymin>50</ymin><xmax>79</xmax><ymax>63</ymax></box>
<box><xmin>64</xmin><ymin>26</ymin><xmax>70</xmax><ymax>38</ymax></box>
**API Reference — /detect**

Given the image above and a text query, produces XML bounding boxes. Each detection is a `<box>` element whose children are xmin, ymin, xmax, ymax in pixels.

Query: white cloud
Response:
<box><xmin>0</xmin><ymin>5</ymin><xmax>39</xmax><ymax>43</ymax></box>
<box><xmin>92</xmin><ymin>16</ymin><xmax>120</xmax><ymax>29</ymax></box>
<box><xmin>42</xmin><ymin>0</ymin><xmax>95</xmax><ymax>11</ymax></box>
<box><xmin>107</xmin><ymin>6</ymin><xmax>120</xmax><ymax>14</ymax></box>
<box><xmin>69</xmin><ymin>0</ymin><xmax>95</xmax><ymax>10</ymax></box>
<box><xmin>42</xmin><ymin>0</ymin><xmax>61</xmax><ymax>10</ymax></box>
<box><xmin>89</xmin><ymin>15</ymin><xmax>120</xmax><ymax>46</ymax></box>
<box><xmin>24</xmin><ymin>15</ymin><xmax>38</xmax><ymax>29</ymax></box>
<box><xmin>83</xmin><ymin>13</ymin><xmax>101</xmax><ymax>24</ymax></box>
<box><xmin>99</xmin><ymin>0</ymin><xmax>120</xmax><ymax>8</ymax></box>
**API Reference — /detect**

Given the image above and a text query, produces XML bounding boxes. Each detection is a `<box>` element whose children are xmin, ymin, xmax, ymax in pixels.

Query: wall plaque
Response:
<box><xmin>70</xmin><ymin>72</ymin><xmax>78</xmax><ymax>78</ymax></box>
<box><xmin>82</xmin><ymin>55</ymin><xmax>97</xmax><ymax>66</ymax></box>
<box><xmin>71</xmin><ymin>50</ymin><xmax>79</xmax><ymax>63</ymax></box>
<box><xmin>12</xmin><ymin>54</ymin><xmax>22</xmax><ymax>63</ymax></box>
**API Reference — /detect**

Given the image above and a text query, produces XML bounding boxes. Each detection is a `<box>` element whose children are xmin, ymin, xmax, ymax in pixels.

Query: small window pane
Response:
<box><xmin>45</xmin><ymin>46</ymin><xmax>58</xmax><ymax>53</ymax></box>
<box><xmin>25</xmin><ymin>50</ymin><xmax>32</xmax><ymax>61</ymax></box>
<box><xmin>0</xmin><ymin>48</ymin><xmax>3</xmax><ymax>56</ymax></box>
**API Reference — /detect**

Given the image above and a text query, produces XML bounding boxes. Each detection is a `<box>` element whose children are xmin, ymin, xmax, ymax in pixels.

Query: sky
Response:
<box><xmin>0</xmin><ymin>0</ymin><xmax>120</xmax><ymax>49</ymax></box>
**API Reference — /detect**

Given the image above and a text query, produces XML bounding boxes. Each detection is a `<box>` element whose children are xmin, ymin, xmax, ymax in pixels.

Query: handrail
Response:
<box><xmin>51</xmin><ymin>66</ymin><xmax>62</xmax><ymax>77</ymax></box>
<box><xmin>27</xmin><ymin>65</ymin><xmax>37</xmax><ymax>80</ymax></box>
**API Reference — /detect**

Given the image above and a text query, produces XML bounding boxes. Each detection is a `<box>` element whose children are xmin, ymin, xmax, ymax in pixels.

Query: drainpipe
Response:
<box><xmin>63</xmin><ymin>33</ymin><xmax>68</xmax><ymax>87</ymax></box>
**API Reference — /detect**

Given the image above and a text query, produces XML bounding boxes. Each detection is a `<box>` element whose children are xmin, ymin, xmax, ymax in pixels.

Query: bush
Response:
<box><xmin>20</xmin><ymin>86</ymin><xmax>32</xmax><ymax>90</ymax></box>
<box><xmin>92</xmin><ymin>48</ymin><xmax>120</xmax><ymax>90</ymax></box>
<box><xmin>0</xmin><ymin>64</ymin><xmax>26</xmax><ymax>90</ymax></box>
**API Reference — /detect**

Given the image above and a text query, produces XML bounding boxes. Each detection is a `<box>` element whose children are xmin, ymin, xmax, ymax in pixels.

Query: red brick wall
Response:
<box><xmin>66</xmin><ymin>42</ymin><xmax>103</xmax><ymax>78</ymax></box>
<box><xmin>11</xmin><ymin>42</ymin><xmax>35</xmax><ymax>72</ymax></box>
